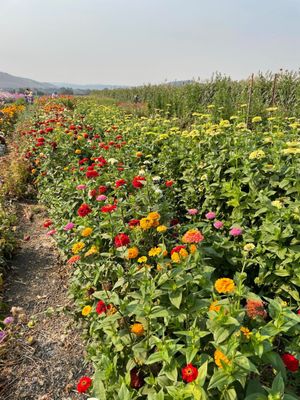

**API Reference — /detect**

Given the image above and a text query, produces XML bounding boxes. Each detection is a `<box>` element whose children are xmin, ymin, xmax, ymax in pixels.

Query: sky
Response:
<box><xmin>1</xmin><ymin>0</ymin><xmax>300</xmax><ymax>86</ymax></box>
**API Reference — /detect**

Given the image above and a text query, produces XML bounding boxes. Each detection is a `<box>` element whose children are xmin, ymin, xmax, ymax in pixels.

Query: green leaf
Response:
<box><xmin>271</xmin><ymin>373</ymin><xmax>284</xmax><ymax>395</ymax></box>
<box><xmin>213</xmin><ymin>326</ymin><xmax>233</xmax><ymax>344</ymax></box>
<box><xmin>117</xmin><ymin>383</ymin><xmax>131</xmax><ymax>400</ymax></box>
<box><xmin>146</xmin><ymin>352</ymin><xmax>164</xmax><ymax>365</ymax></box>
<box><xmin>223</xmin><ymin>387</ymin><xmax>237</xmax><ymax>400</ymax></box>
<box><xmin>234</xmin><ymin>355</ymin><xmax>259</xmax><ymax>373</ymax></box>
<box><xmin>197</xmin><ymin>361</ymin><xmax>208</xmax><ymax>387</ymax></box>
<box><xmin>92</xmin><ymin>372</ymin><xmax>106</xmax><ymax>400</ymax></box>
<box><xmin>169</xmin><ymin>289</ymin><xmax>182</xmax><ymax>309</ymax></box>
<box><xmin>208</xmin><ymin>369</ymin><xmax>232</xmax><ymax>390</ymax></box>
<box><xmin>262</xmin><ymin>352</ymin><xmax>287</xmax><ymax>381</ymax></box>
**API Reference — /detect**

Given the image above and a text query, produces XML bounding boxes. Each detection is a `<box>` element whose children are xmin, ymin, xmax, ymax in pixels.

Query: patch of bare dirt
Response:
<box><xmin>0</xmin><ymin>201</ymin><xmax>91</xmax><ymax>400</ymax></box>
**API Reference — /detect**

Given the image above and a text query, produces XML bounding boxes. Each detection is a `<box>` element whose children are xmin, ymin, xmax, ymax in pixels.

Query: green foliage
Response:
<box><xmin>17</xmin><ymin>97</ymin><xmax>300</xmax><ymax>399</ymax></box>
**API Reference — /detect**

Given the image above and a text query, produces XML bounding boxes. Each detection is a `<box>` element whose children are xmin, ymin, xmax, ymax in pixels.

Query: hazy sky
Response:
<box><xmin>1</xmin><ymin>0</ymin><xmax>300</xmax><ymax>85</ymax></box>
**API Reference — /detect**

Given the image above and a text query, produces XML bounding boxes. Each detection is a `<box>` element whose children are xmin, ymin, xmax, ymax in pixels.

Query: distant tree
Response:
<box><xmin>59</xmin><ymin>87</ymin><xmax>74</xmax><ymax>95</ymax></box>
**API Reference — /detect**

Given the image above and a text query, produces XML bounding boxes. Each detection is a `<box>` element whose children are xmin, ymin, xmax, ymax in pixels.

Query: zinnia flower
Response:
<box><xmin>67</xmin><ymin>255</ymin><xmax>80</xmax><ymax>264</ymax></box>
<box><xmin>213</xmin><ymin>220</ymin><xmax>224</xmax><ymax>229</ymax></box>
<box><xmin>64</xmin><ymin>222</ymin><xmax>75</xmax><ymax>230</ymax></box>
<box><xmin>181</xmin><ymin>364</ymin><xmax>198</xmax><ymax>383</ymax></box>
<box><xmin>214</xmin><ymin>278</ymin><xmax>235</xmax><ymax>294</ymax></box>
<box><xmin>46</xmin><ymin>229</ymin><xmax>56</xmax><ymax>236</ymax></box>
<box><xmin>114</xmin><ymin>233</ymin><xmax>130</xmax><ymax>248</ymax></box>
<box><xmin>115</xmin><ymin>179</ymin><xmax>126</xmax><ymax>187</ymax></box>
<box><xmin>281</xmin><ymin>353</ymin><xmax>299</xmax><ymax>372</ymax></box>
<box><xmin>72</xmin><ymin>242</ymin><xmax>85</xmax><ymax>254</ymax></box>
<box><xmin>86</xmin><ymin>170</ymin><xmax>99</xmax><ymax>178</ymax></box>
<box><xmin>84</xmin><ymin>245</ymin><xmax>98</xmax><ymax>257</ymax></box>
<box><xmin>81</xmin><ymin>227</ymin><xmax>93</xmax><ymax>237</ymax></box>
<box><xmin>138</xmin><ymin>256</ymin><xmax>148</xmax><ymax>263</ymax></box>
<box><xmin>165</xmin><ymin>180</ymin><xmax>174</xmax><ymax>187</ymax></box>
<box><xmin>148</xmin><ymin>247</ymin><xmax>162</xmax><ymax>257</ymax></box>
<box><xmin>187</xmin><ymin>208</ymin><xmax>198</xmax><ymax>215</ymax></box>
<box><xmin>101</xmin><ymin>204</ymin><xmax>117</xmax><ymax>213</ymax></box>
<box><xmin>240</xmin><ymin>326</ymin><xmax>251</xmax><ymax>339</ymax></box>
<box><xmin>127</xmin><ymin>247</ymin><xmax>139</xmax><ymax>259</ymax></box>
<box><xmin>140</xmin><ymin>217</ymin><xmax>153</xmax><ymax>230</ymax></box>
<box><xmin>243</xmin><ymin>243</ymin><xmax>255</xmax><ymax>252</ymax></box>
<box><xmin>43</xmin><ymin>219</ymin><xmax>52</xmax><ymax>228</ymax></box>
<box><xmin>132</xmin><ymin>176</ymin><xmax>146</xmax><ymax>188</ymax></box>
<box><xmin>130</xmin><ymin>368</ymin><xmax>145</xmax><ymax>389</ymax></box>
<box><xmin>131</xmin><ymin>323</ymin><xmax>145</xmax><ymax>336</ymax></box>
<box><xmin>76</xmin><ymin>184</ymin><xmax>86</xmax><ymax>190</ymax></box>
<box><xmin>77</xmin><ymin>376</ymin><xmax>92</xmax><ymax>393</ymax></box>
<box><xmin>214</xmin><ymin>350</ymin><xmax>230</xmax><ymax>368</ymax></box>
<box><xmin>209</xmin><ymin>301</ymin><xmax>221</xmax><ymax>312</ymax></box>
<box><xmin>182</xmin><ymin>229</ymin><xmax>204</xmax><ymax>244</ymax></box>
<box><xmin>82</xmin><ymin>305</ymin><xmax>92</xmax><ymax>316</ymax></box>
<box><xmin>229</xmin><ymin>227</ymin><xmax>243</xmax><ymax>236</ymax></box>
<box><xmin>96</xmin><ymin>300</ymin><xmax>107</xmax><ymax>315</ymax></box>
<box><xmin>128</xmin><ymin>219</ymin><xmax>140</xmax><ymax>228</ymax></box>
<box><xmin>96</xmin><ymin>194</ymin><xmax>107</xmax><ymax>201</ymax></box>
<box><xmin>246</xmin><ymin>299</ymin><xmax>267</xmax><ymax>319</ymax></box>
<box><xmin>205</xmin><ymin>211</ymin><xmax>216</xmax><ymax>220</ymax></box>
<box><xmin>157</xmin><ymin>225</ymin><xmax>167</xmax><ymax>232</ymax></box>
<box><xmin>77</xmin><ymin>203</ymin><xmax>92</xmax><ymax>217</ymax></box>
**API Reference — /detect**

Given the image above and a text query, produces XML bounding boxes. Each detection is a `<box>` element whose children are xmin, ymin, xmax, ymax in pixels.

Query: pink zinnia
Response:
<box><xmin>187</xmin><ymin>208</ymin><xmax>198</xmax><ymax>215</ymax></box>
<box><xmin>64</xmin><ymin>222</ymin><xmax>75</xmax><ymax>230</ymax></box>
<box><xmin>213</xmin><ymin>221</ymin><xmax>224</xmax><ymax>229</ymax></box>
<box><xmin>46</xmin><ymin>229</ymin><xmax>56</xmax><ymax>236</ymax></box>
<box><xmin>76</xmin><ymin>184</ymin><xmax>86</xmax><ymax>190</ymax></box>
<box><xmin>205</xmin><ymin>211</ymin><xmax>216</xmax><ymax>220</ymax></box>
<box><xmin>230</xmin><ymin>227</ymin><xmax>243</xmax><ymax>236</ymax></box>
<box><xmin>96</xmin><ymin>195</ymin><xmax>107</xmax><ymax>201</ymax></box>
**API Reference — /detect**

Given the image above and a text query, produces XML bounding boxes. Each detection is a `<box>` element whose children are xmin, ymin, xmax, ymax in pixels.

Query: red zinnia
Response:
<box><xmin>128</xmin><ymin>219</ymin><xmax>140</xmax><ymax>228</ymax></box>
<box><xmin>96</xmin><ymin>300</ymin><xmax>107</xmax><ymax>315</ymax></box>
<box><xmin>77</xmin><ymin>203</ymin><xmax>92</xmax><ymax>217</ymax></box>
<box><xmin>114</xmin><ymin>233</ymin><xmax>130</xmax><ymax>248</ymax></box>
<box><xmin>77</xmin><ymin>376</ymin><xmax>92</xmax><ymax>393</ymax></box>
<box><xmin>86</xmin><ymin>170</ymin><xmax>99</xmax><ymax>178</ymax></box>
<box><xmin>171</xmin><ymin>245</ymin><xmax>186</xmax><ymax>255</ymax></box>
<box><xmin>181</xmin><ymin>364</ymin><xmax>198</xmax><ymax>383</ymax></box>
<box><xmin>101</xmin><ymin>204</ymin><xmax>117</xmax><ymax>213</ymax></box>
<box><xmin>165</xmin><ymin>180</ymin><xmax>174</xmax><ymax>187</ymax></box>
<box><xmin>132</xmin><ymin>176</ymin><xmax>146</xmax><ymax>188</ymax></box>
<box><xmin>115</xmin><ymin>179</ymin><xmax>126</xmax><ymax>188</ymax></box>
<box><xmin>281</xmin><ymin>353</ymin><xmax>299</xmax><ymax>372</ymax></box>
<box><xmin>98</xmin><ymin>185</ymin><xmax>108</xmax><ymax>194</ymax></box>
<box><xmin>43</xmin><ymin>219</ymin><xmax>52</xmax><ymax>228</ymax></box>
<box><xmin>130</xmin><ymin>368</ymin><xmax>145</xmax><ymax>389</ymax></box>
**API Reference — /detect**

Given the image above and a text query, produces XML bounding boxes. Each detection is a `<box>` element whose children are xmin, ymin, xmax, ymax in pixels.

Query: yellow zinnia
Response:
<box><xmin>72</xmin><ymin>242</ymin><xmax>85</xmax><ymax>254</ymax></box>
<box><xmin>82</xmin><ymin>305</ymin><xmax>92</xmax><ymax>316</ymax></box>
<box><xmin>148</xmin><ymin>247</ymin><xmax>162</xmax><ymax>257</ymax></box>
<box><xmin>214</xmin><ymin>350</ymin><xmax>230</xmax><ymax>368</ymax></box>
<box><xmin>214</xmin><ymin>278</ymin><xmax>235</xmax><ymax>294</ymax></box>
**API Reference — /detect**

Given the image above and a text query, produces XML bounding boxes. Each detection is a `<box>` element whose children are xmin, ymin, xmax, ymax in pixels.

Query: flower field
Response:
<box><xmin>16</xmin><ymin>96</ymin><xmax>300</xmax><ymax>399</ymax></box>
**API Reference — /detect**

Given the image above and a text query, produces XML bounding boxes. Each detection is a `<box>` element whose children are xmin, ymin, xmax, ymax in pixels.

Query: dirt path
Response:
<box><xmin>0</xmin><ymin>201</ymin><xmax>91</xmax><ymax>400</ymax></box>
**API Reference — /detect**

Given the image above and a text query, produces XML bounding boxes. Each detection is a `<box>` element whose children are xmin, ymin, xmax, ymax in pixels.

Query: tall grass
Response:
<box><xmin>95</xmin><ymin>71</ymin><xmax>300</xmax><ymax>120</ymax></box>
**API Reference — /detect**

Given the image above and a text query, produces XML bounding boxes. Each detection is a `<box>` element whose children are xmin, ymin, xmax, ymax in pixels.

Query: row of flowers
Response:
<box><xmin>11</xmin><ymin>97</ymin><xmax>300</xmax><ymax>399</ymax></box>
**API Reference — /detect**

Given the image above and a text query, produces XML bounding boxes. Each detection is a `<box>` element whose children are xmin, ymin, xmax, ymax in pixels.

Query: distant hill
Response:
<box><xmin>0</xmin><ymin>71</ymin><xmax>126</xmax><ymax>91</ymax></box>
<box><xmin>51</xmin><ymin>82</ymin><xmax>126</xmax><ymax>90</ymax></box>
<box><xmin>0</xmin><ymin>71</ymin><xmax>56</xmax><ymax>90</ymax></box>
